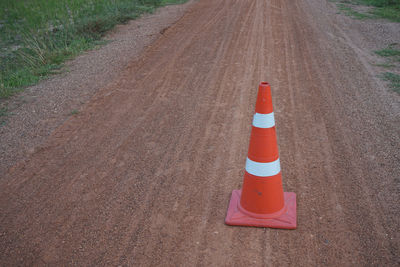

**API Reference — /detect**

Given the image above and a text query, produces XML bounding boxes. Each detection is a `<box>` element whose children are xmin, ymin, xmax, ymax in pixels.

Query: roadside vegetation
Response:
<box><xmin>380</xmin><ymin>72</ymin><xmax>400</xmax><ymax>93</ymax></box>
<box><xmin>333</xmin><ymin>0</ymin><xmax>400</xmax><ymax>22</ymax></box>
<box><xmin>0</xmin><ymin>107</ymin><xmax>7</xmax><ymax>126</ymax></box>
<box><xmin>332</xmin><ymin>1</ymin><xmax>400</xmax><ymax>93</ymax></box>
<box><xmin>0</xmin><ymin>0</ymin><xmax>186</xmax><ymax>99</ymax></box>
<box><xmin>70</xmin><ymin>109</ymin><xmax>79</xmax><ymax>115</ymax></box>
<box><xmin>374</xmin><ymin>44</ymin><xmax>400</xmax><ymax>93</ymax></box>
<box><xmin>375</xmin><ymin>45</ymin><xmax>400</xmax><ymax>59</ymax></box>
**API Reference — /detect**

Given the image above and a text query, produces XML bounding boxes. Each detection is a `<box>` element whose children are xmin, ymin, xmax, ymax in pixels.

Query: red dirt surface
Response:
<box><xmin>1</xmin><ymin>0</ymin><xmax>399</xmax><ymax>265</ymax></box>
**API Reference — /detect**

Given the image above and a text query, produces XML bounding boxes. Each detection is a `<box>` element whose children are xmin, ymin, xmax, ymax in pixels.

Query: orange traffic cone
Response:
<box><xmin>225</xmin><ymin>82</ymin><xmax>296</xmax><ymax>229</ymax></box>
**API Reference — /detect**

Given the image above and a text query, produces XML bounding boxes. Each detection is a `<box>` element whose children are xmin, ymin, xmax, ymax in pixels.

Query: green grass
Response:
<box><xmin>335</xmin><ymin>0</ymin><xmax>400</xmax><ymax>22</ymax></box>
<box><xmin>372</xmin><ymin>5</ymin><xmax>400</xmax><ymax>22</ymax></box>
<box><xmin>0</xmin><ymin>107</ymin><xmax>8</xmax><ymax>126</ymax></box>
<box><xmin>358</xmin><ymin>0</ymin><xmax>400</xmax><ymax>22</ymax></box>
<box><xmin>70</xmin><ymin>109</ymin><xmax>79</xmax><ymax>115</ymax></box>
<box><xmin>357</xmin><ymin>0</ymin><xmax>397</xmax><ymax>4</ymax></box>
<box><xmin>375</xmin><ymin>47</ymin><xmax>400</xmax><ymax>57</ymax></box>
<box><xmin>374</xmin><ymin>45</ymin><xmax>400</xmax><ymax>61</ymax></box>
<box><xmin>381</xmin><ymin>72</ymin><xmax>400</xmax><ymax>93</ymax></box>
<box><xmin>162</xmin><ymin>0</ymin><xmax>188</xmax><ymax>4</ymax></box>
<box><xmin>338</xmin><ymin>3</ymin><xmax>374</xmax><ymax>19</ymax></box>
<box><xmin>374</xmin><ymin>45</ymin><xmax>400</xmax><ymax>92</ymax></box>
<box><xmin>374</xmin><ymin>62</ymin><xmax>396</xmax><ymax>68</ymax></box>
<box><xmin>0</xmin><ymin>0</ymin><xmax>187</xmax><ymax>99</ymax></box>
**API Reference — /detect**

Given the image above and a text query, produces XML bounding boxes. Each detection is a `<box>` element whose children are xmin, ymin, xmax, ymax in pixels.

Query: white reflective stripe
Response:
<box><xmin>245</xmin><ymin>157</ymin><xmax>281</xmax><ymax>177</ymax></box>
<box><xmin>252</xmin><ymin>112</ymin><xmax>275</xmax><ymax>128</ymax></box>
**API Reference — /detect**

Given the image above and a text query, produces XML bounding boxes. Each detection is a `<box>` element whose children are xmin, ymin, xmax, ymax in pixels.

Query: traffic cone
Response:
<box><xmin>225</xmin><ymin>82</ymin><xmax>296</xmax><ymax>229</ymax></box>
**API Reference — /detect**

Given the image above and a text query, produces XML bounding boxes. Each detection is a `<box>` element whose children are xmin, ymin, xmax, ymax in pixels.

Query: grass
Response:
<box><xmin>162</xmin><ymin>0</ymin><xmax>188</xmax><ymax>4</ymax></box>
<box><xmin>338</xmin><ymin>3</ymin><xmax>374</xmax><ymax>19</ymax></box>
<box><xmin>0</xmin><ymin>0</ymin><xmax>187</xmax><ymax>100</ymax></box>
<box><xmin>374</xmin><ymin>44</ymin><xmax>400</xmax><ymax>62</ymax></box>
<box><xmin>70</xmin><ymin>109</ymin><xmax>79</xmax><ymax>115</ymax></box>
<box><xmin>334</xmin><ymin>0</ymin><xmax>400</xmax><ymax>22</ymax></box>
<box><xmin>355</xmin><ymin>1</ymin><xmax>400</xmax><ymax>22</ymax></box>
<box><xmin>380</xmin><ymin>72</ymin><xmax>400</xmax><ymax>93</ymax></box>
<box><xmin>374</xmin><ymin>62</ymin><xmax>396</xmax><ymax>68</ymax></box>
<box><xmin>0</xmin><ymin>107</ymin><xmax>8</xmax><ymax>126</ymax></box>
<box><xmin>372</xmin><ymin>5</ymin><xmax>400</xmax><ymax>22</ymax></box>
<box><xmin>375</xmin><ymin>47</ymin><xmax>400</xmax><ymax>57</ymax></box>
<box><xmin>374</xmin><ymin>44</ymin><xmax>400</xmax><ymax>93</ymax></box>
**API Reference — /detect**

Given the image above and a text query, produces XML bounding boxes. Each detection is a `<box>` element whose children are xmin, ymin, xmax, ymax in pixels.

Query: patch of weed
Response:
<box><xmin>374</xmin><ymin>62</ymin><xmax>396</xmax><ymax>68</ymax></box>
<box><xmin>353</xmin><ymin>0</ymin><xmax>400</xmax><ymax>21</ymax></box>
<box><xmin>374</xmin><ymin>44</ymin><xmax>400</xmax><ymax>68</ymax></box>
<box><xmin>338</xmin><ymin>3</ymin><xmax>374</xmax><ymax>19</ymax></box>
<box><xmin>375</xmin><ymin>47</ymin><xmax>400</xmax><ymax>57</ymax></box>
<box><xmin>335</xmin><ymin>0</ymin><xmax>400</xmax><ymax>22</ymax></box>
<box><xmin>381</xmin><ymin>72</ymin><xmax>400</xmax><ymax>93</ymax></box>
<box><xmin>0</xmin><ymin>107</ymin><xmax>8</xmax><ymax>126</ymax></box>
<box><xmin>162</xmin><ymin>0</ymin><xmax>188</xmax><ymax>4</ymax></box>
<box><xmin>372</xmin><ymin>5</ymin><xmax>400</xmax><ymax>22</ymax></box>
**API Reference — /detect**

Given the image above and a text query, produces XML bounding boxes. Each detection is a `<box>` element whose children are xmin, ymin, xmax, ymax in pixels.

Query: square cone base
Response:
<box><xmin>225</xmin><ymin>190</ymin><xmax>297</xmax><ymax>229</ymax></box>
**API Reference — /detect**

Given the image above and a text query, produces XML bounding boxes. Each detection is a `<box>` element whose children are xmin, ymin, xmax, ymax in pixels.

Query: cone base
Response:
<box><xmin>225</xmin><ymin>190</ymin><xmax>297</xmax><ymax>229</ymax></box>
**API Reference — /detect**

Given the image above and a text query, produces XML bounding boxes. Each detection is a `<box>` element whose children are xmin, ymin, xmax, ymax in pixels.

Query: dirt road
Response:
<box><xmin>1</xmin><ymin>0</ymin><xmax>399</xmax><ymax>265</ymax></box>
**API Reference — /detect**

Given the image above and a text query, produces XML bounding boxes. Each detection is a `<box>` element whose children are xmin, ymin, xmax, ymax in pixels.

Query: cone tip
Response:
<box><xmin>255</xmin><ymin>82</ymin><xmax>273</xmax><ymax>114</ymax></box>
